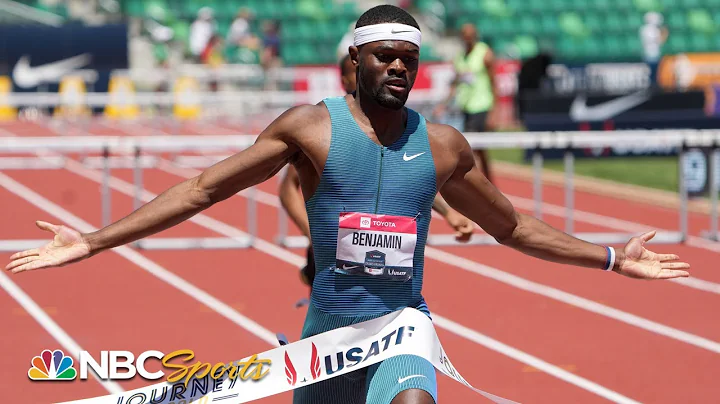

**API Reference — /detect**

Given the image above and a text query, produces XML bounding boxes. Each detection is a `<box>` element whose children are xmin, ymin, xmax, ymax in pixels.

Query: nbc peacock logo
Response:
<box><xmin>28</xmin><ymin>349</ymin><xmax>77</xmax><ymax>381</ymax></box>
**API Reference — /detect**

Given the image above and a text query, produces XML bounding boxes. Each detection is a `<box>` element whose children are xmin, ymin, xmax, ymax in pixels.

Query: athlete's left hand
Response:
<box><xmin>615</xmin><ymin>231</ymin><xmax>690</xmax><ymax>279</ymax></box>
<box><xmin>445</xmin><ymin>210</ymin><xmax>474</xmax><ymax>243</ymax></box>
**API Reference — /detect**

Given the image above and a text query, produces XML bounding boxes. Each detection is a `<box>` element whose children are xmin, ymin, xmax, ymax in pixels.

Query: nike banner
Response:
<box><xmin>518</xmin><ymin>89</ymin><xmax>720</xmax><ymax>160</ymax></box>
<box><xmin>0</xmin><ymin>24</ymin><xmax>128</xmax><ymax>94</ymax></box>
<box><xmin>57</xmin><ymin>308</ymin><xmax>518</xmax><ymax>404</ymax></box>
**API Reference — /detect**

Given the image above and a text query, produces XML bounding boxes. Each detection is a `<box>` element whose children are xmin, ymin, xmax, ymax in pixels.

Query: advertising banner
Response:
<box><xmin>657</xmin><ymin>53</ymin><xmax>720</xmax><ymax>92</ymax></box>
<box><xmin>519</xmin><ymin>89</ymin><xmax>720</xmax><ymax>160</ymax></box>
<box><xmin>542</xmin><ymin>62</ymin><xmax>652</xmax><ymax>96</ymax></box>
<box><xmin>0</xmin><ymin>23</ymin><xmax>128</xmax><ymax>94</ymax></box>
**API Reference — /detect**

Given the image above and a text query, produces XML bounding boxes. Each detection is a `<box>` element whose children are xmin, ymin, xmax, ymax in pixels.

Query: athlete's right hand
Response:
<box><xmin>5</xmin><ymin>221</ymin><xmax>91</xmax><ymax>274</ymax></box>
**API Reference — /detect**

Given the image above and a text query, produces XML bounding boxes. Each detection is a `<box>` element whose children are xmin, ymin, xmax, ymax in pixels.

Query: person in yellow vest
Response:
<box><xmin>434</xmin><ymin>23</ymin><xmax>496</xmax><ymax>183</ymax></box>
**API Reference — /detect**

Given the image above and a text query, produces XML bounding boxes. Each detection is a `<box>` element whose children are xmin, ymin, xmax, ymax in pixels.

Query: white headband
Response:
<box><xmin>353</xmin><ymin>23</ymin><xmax>422</xmax><ymax>47</ymax></box>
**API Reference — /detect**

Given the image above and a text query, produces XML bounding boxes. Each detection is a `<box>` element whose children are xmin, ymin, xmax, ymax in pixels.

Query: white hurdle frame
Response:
<box><xmin>1</xmin><ymin>131</ymin><xmax>718</xmax><ymax>253</ymax></box>
<box><xmin>273</xmin><ymin>129</ymin><xmax>718</xmax><ymax>247</ymax></box>
<box><xmin>0</xmin><ymin>135</ymin><xmax>258</xmax><ymax>252</ymax></box>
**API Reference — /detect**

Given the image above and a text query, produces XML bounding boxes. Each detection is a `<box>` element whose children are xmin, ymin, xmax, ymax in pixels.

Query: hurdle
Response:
<box><xmin>1</xmin><ymin>131</ymin><xmax>718</xmax><ymax>253</ymax></box>
<box><xmin>274</xmin><ymin>129</ymin><xmax>720</xmax><ymax>247</ymax></box>
<box><xmin>0</xmin><ymin>135</ymin><xmax>259</xmax><ymax>252</ymax></box>
<box><xmin>699</xmin><ymin>144</ymin><xmax>720</xmax><ymax>242</ymax></box>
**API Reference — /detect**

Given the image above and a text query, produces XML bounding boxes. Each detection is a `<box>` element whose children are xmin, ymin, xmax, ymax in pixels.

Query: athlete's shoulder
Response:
<box><xmin>425</xmin><ymin>120</ymin><xmax>470</xmax><ymax>153</ymax></box>
<box><xmin>276</xmin><ymin>102</ymin><xmax>330</xmax><ymax>128</ymax></box>
<box><xmin>263</xmin><ymin>102</ymin><xmax>330</xmax><ymax>141</ymax></box>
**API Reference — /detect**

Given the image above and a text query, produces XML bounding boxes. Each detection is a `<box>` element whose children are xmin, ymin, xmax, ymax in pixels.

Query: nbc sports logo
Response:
<box><xmin>28</xmin><ymin>349</ymin><xmax>77</xmax><ymax>380</ymax></box>
<box><xmin>360</xmin><ymin>217</ymin><xmax>371</xmax><ymax>229</ymax></box>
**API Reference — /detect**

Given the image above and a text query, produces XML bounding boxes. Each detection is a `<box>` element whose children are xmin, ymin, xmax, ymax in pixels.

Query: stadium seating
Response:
<box><xmin>14</xmin><ymin>0</ymin><xmax>719</xmax><ymax>65</ymax></box>
<box><xmin>444</xmin><ymin>0</ymin><xmax>720</xmax><ymax>62</ymax></box>
<box><xmin>12</xmin><ymin>0</ymin><xmax>68</xmax><ymax>18</ymax></box>
<box><xmin>117</xmin><ymin>0</ymin><xmax>445</xmax><ymax>65</ymax></box>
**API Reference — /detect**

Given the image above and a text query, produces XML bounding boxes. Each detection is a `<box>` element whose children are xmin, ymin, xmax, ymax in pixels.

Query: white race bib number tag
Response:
<box><xmin>335</xmin><ymin>212</ymin><xmax>417</xmax><ymax>281</ymax></box>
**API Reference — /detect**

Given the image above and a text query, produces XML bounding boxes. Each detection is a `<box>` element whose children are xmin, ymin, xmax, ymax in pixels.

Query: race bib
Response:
<box><xmin>335</xmin><ymin>212</ymin><xmax>417</xmax><ymax>281</ymax></box>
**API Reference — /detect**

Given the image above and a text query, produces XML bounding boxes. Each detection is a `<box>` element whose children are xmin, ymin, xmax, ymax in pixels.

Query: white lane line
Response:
<box><xmin>432</xmin><ymin>314</ymin><xmax>642</xmax><ymax>404</ymax></box>
<box><xmin>0</xmin><ymin>172</ymin><xmax>280</xmax><ymax>347</ymax></box>
<box><xmin>0</xmin><ymin>271</ymin><xmax>124</xmax><ymax>394</ymax></box>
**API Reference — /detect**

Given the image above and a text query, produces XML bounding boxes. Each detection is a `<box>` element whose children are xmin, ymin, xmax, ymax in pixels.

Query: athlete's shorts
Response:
<box><xmin>300</xmin><ymin>246</ymin><xmax>315</xmax><ymax>288</ymax></box>
<box><xmin>292</xmin><ymin>303</ymin><xmax>438</xmax><ymax>404</ymax></box>
<box><xmin>463</xmin><ymin>111</ymin><xmax>489</xmax><ymax>133</ymax></box>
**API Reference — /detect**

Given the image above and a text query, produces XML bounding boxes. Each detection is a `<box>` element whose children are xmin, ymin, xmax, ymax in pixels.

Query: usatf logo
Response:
<box><xmin>283</xmin><ymin>326</ymin><xmax>415</xmax><ymax>386</ymax></box>
<box><xmin>284</xmin><ymin>343</ymin><xmax>321</xmax><ymax>386</ymax></box>
<box><xmin>28</xmin><ymin>349</ymin><xmax>77</xmax><ymax>380</ymax></box>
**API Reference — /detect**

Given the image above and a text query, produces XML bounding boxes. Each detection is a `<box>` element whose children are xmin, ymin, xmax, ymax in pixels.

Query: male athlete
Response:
<box><xmin>434</xmin><ymin>23</ymin><xmax>496</xmax><ymax>183</ymax></box>
<box><xmin>6</xmin><ymin>5</ymin><xmax>690</xmax><ymax>404</ymax></box>
<box><xmin>280</xmin><ymin>53</ymin><xmax>474</xmax><ymax>292</ymax></box>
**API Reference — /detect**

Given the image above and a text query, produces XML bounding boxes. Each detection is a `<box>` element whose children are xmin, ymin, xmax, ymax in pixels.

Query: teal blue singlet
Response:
<box><xmin>293</xmin><ymin>96</ymin><xmax>439</xmax><ymax>404</ymax></box>
<box><xmin>306</xmin><ymin>96</ymin><xmax>436</xmax><ymax>317</ymax></box>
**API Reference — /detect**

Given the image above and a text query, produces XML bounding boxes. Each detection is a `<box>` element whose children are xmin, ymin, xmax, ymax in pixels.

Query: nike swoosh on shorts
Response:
<box><xmin>398</xmin><ymin>375</ymin><xmax>427</xmax><ymax>384</ymax></box>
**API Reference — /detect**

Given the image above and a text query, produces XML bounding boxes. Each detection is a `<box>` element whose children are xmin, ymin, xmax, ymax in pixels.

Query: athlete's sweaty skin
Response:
<box><xmin>5</xmin><ymin>14</ymin><xmax>691</xmax><ymax>404</ymax></box>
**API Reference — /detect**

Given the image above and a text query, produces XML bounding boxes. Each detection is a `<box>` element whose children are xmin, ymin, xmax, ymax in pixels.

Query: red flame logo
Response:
<box><xmin>284</xmin><ymin>351</ymin><xmax>297</xmax><ymax>386</ymax></box>
<box><xmin>310</xmin><ymin>343</ymin><xmax>321</xmax><ymax>380</ymax></box>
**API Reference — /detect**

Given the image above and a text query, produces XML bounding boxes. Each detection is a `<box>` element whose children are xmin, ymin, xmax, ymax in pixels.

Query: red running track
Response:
<box><xmin>1</xmin><ymin>120</ymin><xmax>719</xmax><ymax>404</ymax></box>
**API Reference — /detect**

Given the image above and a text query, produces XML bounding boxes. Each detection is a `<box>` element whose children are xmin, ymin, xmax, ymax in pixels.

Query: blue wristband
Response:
<box><xmin>603</xmin><ymin>246</ymin><xmax>616</xmax><ymax>271</ymax></box>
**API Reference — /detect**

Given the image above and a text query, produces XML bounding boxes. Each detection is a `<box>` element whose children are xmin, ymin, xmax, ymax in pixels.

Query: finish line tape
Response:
<box><xmin>59</xmin><ymin>308</ymin><xmax>518</xmax><ymax>404</ymax></box>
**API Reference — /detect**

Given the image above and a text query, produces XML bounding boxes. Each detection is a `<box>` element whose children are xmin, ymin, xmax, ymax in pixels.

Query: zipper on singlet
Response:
<box><xmin>375</xmin><ymin>146</ymin><xmax>384</xmax><ymax>213</ymax></box>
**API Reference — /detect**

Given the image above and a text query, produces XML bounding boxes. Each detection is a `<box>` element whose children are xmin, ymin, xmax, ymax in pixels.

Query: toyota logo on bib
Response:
<box><xmin>360</xmin><ymin>217</ymin><xmax>371</xmax><ymax>228</ymax></box>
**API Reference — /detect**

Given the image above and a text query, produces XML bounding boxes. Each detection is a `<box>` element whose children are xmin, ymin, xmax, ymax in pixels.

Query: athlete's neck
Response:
<box><xmin>349</xmin><ymin>92</ymin><xmax>407</xmax><ymax>146</ymax></box>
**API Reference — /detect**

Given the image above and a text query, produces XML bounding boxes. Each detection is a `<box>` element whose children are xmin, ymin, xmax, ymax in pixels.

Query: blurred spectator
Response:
<box><xmin>433</xmin><ymin>23</ymin><xmax>496</xmax><ymax>183</ymax></box>
<box><xmin>200</xmin><ymin>34</ymin><xmax>224</xmax><ymax>92</ymax></box>
<box><xmin>339</xmin><ymin>54</ymin><xmax>356</xmax><ymax>95</ymax></box>
<box><xmin>189</xmin><ymin>7</ymin><xmax>216</xmax><ymax>62</ymax></box>
<box><xmin>201</xmin><ymin>35</ymin><xmax>224</xmax><ymax>67</ymax></box>
<box><xmin>640</xmin><ymin>12</ymin><xmax>669</xmax><ymax>84</ymax></box>
<box><xmin>228</xmin><ymin>8</ymin><xmax>260</xmax><ymax>50</ymax></box>
<box><xmin>706</xmin><ymin>83</ymin><xmax>720</xmax><ymax>117</ymax></box>
<box><xmin>261</xmin><ymin>20</ymin><xmax>282</xmax><ymax>70</ymax></box>
<box><xmin>516</xmin><ymin>52</ymin><xmax>552</xmax><ymax>123</ymax></box>
<box><xmin>336</xmin><ymin>22</ymin><xmax>355</xmax><ymax>60</ymax></box>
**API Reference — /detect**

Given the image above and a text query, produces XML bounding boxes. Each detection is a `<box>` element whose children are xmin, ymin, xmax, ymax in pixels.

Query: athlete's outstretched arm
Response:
<box><xmin>6</xmin><ymin>106</ymin><xmax>312</xmax><ymax>273</ymax></box>
<box><xmin>279</xmin><ymin>164</ymin><xmax>311</xmax><ymax>239</ymax></box>
<box><xmin>438</xmin><ymin>127</ymin><xmax>690</xmax><ymax>280</ymax></box>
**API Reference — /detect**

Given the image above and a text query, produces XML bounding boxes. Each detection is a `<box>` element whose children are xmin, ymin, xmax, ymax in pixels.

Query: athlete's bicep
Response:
<box><xmin>195</xmin><ymin>107</ymin><xmax>305</xmax><ymax>205</ymax></box>
<box><xmin>439</xmin><ymin>132</ymin><xmax>518</xmax><ymax>241</ymax></box>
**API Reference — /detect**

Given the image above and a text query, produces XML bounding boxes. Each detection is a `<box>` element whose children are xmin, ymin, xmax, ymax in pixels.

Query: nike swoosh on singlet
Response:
<box><xmin>403</xmin><ymin>152</ymin><xmax>425</xmax><ymax>161</ymax></box>
<box><xmin>398</xmin><ymin>375</ymin><xmax>427</xmax><ymax>384</ymax></box>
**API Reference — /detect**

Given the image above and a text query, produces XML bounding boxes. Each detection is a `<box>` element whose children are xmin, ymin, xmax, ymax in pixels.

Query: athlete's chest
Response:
<box><xmin>323</xmin><ymin>131</ymin><xmax>435</xmax><ymax>192</ymax></box>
